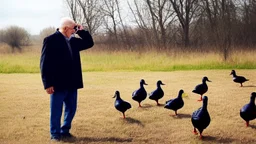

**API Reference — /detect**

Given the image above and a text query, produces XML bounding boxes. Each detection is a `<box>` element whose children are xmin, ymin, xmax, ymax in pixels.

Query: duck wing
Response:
<box><xmin>123</xmin><ymin>100</ymin><xmax>132</xmax><ymax>109</ymax></box>
<box><xmin>192</xmin><ymin>108</ymin><xmax>211</xmax><ymax>131</ymax></box>
<box><xmin>149</xmin><ymin>88</ymin><xmax>164</xmax><ymax>100</ymax></box>
<box><xmin>193</xmin><ymin>84</ymin><xmax>207</xmax><ymax>95</ymax></box>
<box><xmin>234</xmin><ymin>76</ymin><xmax>249</xmax><ymax>83</ymax></box>
<box><xmin>240</xmin><ymin>104</ymin><xmax>256</xmax><ymax>121</ymax></box>
<box><xmin>164</xmin><ymin>98</ymin><xmax>184</xmax><ymax>110</ymax></box>
<box><xmin>132</xmin><ymin>88</ymin><xmax>147</xmax><ymax>101</ymax></box>
<box><xmin>115</xmin><ymin>99</ymin><xmax>131</xmax><ymax>113</ymax></box>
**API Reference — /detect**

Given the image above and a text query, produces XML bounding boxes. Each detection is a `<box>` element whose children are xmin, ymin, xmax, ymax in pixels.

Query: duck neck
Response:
<box><xmin>203</xmin><ymin>103</ymin><xmax>208</xmax><ymax>110</ymax></box>
<box><xmin>157</xmin><ymin>83</ymin><xmax>161</xmax><ymax>88</ymax></box>
<box><xmin>140</xmin><ymin>83</ymin><xmax>144</xmax><ymax>88</ymax></box>
<box><xmin>250</xmin><ymin>96</ymin><xmax>255</xmax><ymax>105</ymax></box>
<box><xmin>232</xmin><ymin>72</ymin><xmax>237</xmax><ymax>77</ymax></box>
<box><xmin>116</xmin><ymin>95</ymin><xmax>121</xmax><ymax>100</ymax></box>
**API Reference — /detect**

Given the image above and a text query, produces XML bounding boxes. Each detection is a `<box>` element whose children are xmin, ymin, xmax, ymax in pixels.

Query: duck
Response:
<box><xmin>164</xmin><ymin>89</ymin><xmax>185</xmax><ymax>115</ymax></box>
<box><xmin>240</xmin><ymin>92</ymin><xmax>256</xmax><ymax>127</ymax></box>
<box><xmin>192</xmin><ymin>77</ymin><xmax>211</xmax><ymax>101</ymax></box>
<box><xmin>230</xmin><ymin>70</ymin><xmax>249</xmax><ymax>87</ymax></box>
<box><xmin>191</xmin><ymin>96</ymin><xmax>211</xmax><ymax>139</ymax></box>
<box><xmin>132</xmin><ymin>79</ymin><xmax>148</xmax><ymax>107</ymax></box>
<box><xmin>113</xmin><ymin>91</ymin><xmax>132</xmax><ymax>119</ymax></box>
<box><xmin>149</xmin><ymin>80</ymin><xmax>165</xmax><ymax>106</ymax></box>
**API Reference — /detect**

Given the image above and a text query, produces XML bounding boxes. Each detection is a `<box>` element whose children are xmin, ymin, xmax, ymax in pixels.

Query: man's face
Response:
<box><xmin>64</xmin><ymin>23</ymin><xmax>77</xmax><ymax>38</ymax></box>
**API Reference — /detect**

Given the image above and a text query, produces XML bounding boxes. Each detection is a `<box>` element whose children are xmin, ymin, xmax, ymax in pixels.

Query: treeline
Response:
<box><xmin>65</xmin><ymin>0</ymin><xmax>256</xmax><ymax>56</ymax></box>
<box><xmin>1</xmin><ymin>0</ymin><xmax>256</xmax><ymax>59</ymax></box>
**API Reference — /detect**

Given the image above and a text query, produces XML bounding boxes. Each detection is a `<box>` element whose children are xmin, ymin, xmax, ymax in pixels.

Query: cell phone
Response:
<box><xmin>74</xmin><ymin>26</ymin><xmax>78</xmax><ymax>31</ymax></box>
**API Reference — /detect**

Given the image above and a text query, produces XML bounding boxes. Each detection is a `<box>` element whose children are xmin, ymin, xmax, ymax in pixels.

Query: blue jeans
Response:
<box><xmin>50</xmin><ymin>89</ymin><xmax>77</xmax><ymax>139</ymax></box>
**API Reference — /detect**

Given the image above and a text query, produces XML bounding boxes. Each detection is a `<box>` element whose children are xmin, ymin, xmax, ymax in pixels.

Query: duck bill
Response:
<box><xmin>207</xmin><ymin>80</ymin><xmax>212</xmax><ymax>82</ymax></box>
<box><xmin>112</xmin><ymin>95</ymin><xmax>116</xmax><ymax>98</ymax></box>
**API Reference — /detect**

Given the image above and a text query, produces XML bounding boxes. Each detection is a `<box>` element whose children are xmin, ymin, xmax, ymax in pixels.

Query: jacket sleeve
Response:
<box><xmin>40</xmin><ymin>37</ymin><xmax>54</xmax><ymax>89</ymax></box>
<box><xmin>74</xmin><ymin>30</ymin><xmax>94</xmax><ymax>51</ymax></box>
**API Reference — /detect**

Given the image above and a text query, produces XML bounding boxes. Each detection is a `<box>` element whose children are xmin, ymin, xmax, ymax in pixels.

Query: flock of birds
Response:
<box><xmin>113</xmin><ymin>70</ymin><xmax>255</xmax><ymax>139</ymax></box>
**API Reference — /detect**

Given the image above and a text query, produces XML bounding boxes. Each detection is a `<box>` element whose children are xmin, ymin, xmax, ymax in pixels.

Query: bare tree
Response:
<box><xmin>65</xmin><ymin>0</ymin><xmax>103</xmax><ymax>35</ymax></box>
<box><xmin>0</xmin><ymin>29</ymin><xmax>4</xmax><ymax>43</ymax></box>
<box><xmin>129</xmin><ymin>0</ymin><xmax>176</xmax><ymax>49</ymax></box>
<box><xmin>201</xmin><ymin>0</ymin><xmax>236</xmax><ymax>60</ymax></box>
<box><xmin>146</xmin><ymin>0</ymin><xmax>176</xmax><ymax>49</ymax></box>
<box><xmin>169</xmin><ymin>0</ymin><xmax>200</xmax><ymax>47</ymax></box>
<box><xmin>240</xmin><ymin>0</ymin><xmax>256</xmax><ymax>46</ymax></box>
<box><xmin>77</xmin><ymin>0</ymin><xmax>103</xmax><ymax>34</ymax></box>
<box><xmin>65</xmin><ymin>0</ymin><xmax>81</xmax><ymax>23</ymax></box>
<box><xmin>101</xmin><ymin>0</ymin><xmax>120</xmax><ymax>44</ymax></box>
<box><xmin>146</xmin><ymin>0</ymin><xmax>160</xmax><ymax>47</ymax></box>
<box><xmin>1</xmin><ymin>26</ymin><xmax>30</xmax><ymax>53</ymax></box>
<box><xmin>128</xmin><ymin>0</ymin><xmax>152</xmax><ymax>47</ymax></box>
<box><xmin>115</xmin><ymin>0</ymin><xmax>132</xmax><ymax>49</ymax></box>
<box><xmin>219</xmin><ymin>0</ymin><xmax>233</xmax><ymax>60</ymax></box>
<box><xmin>39</xmin><ymin>27</ymin><xmax>56</xmax><ymax>42</ymax></box>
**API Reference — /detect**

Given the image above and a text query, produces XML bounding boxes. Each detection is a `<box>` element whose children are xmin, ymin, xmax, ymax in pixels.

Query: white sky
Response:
<box><xmin>0</xmin><ymin>0</ymin><xmax>68</xmax><ymax>35</ymax></box>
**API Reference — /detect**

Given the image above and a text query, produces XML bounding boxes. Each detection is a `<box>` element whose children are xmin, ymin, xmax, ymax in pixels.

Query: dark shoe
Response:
<box><xmin>61</xmin><ymin>133</ymin><xmax>75</xmax><ymax>138</ymax></box>
<box><xmin>51</xmin><ymin>137</ymin><xmax>61</xmax><ymax>142</ymax></box>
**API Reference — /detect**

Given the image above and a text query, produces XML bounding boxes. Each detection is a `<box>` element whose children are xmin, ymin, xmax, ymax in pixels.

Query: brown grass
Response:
<box><xmin>0</xmin><ymin>70</ymin><xmax>256</xmax><ymax>144</ymax></box>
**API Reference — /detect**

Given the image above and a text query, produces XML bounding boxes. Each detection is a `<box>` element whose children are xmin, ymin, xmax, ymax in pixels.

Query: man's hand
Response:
<box><xmin>46</xmin><ymin>86</ymin><xmax>54</xmax><ymax>94</ymax></box>
<box><xmin>77</xmin><ymin>24</ymin><xmax>84</xmax><ymax>30</ymax></box>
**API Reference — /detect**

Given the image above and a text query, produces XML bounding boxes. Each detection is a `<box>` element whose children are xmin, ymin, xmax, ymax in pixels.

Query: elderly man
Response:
<box><xmin>40</xmin><ymin>17</ymin><xmax>94</xmax><ymax>141</ymax></box>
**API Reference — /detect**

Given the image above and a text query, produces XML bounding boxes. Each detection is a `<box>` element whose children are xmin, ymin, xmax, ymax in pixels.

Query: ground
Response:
<box><xmin>0</xmin><ymin>70</ymin><xmax>255</xmax><ymax>144</ymax></box>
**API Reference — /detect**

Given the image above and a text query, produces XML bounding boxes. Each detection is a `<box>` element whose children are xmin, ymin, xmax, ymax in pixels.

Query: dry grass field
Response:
<box><xmin>0</xmin><ymin>70</ymin><xmax>256</xmax><ymax>144</ymax></box>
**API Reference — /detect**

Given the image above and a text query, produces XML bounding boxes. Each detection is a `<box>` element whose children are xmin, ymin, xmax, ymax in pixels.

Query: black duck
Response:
<box><xmin>113</xmin><ymin>91</ymin><xmax>132</xmax><ymax>118</ymax></box>
<box><xmin>149</xmin><ymin>80</ymin><xmax>165</xmax><ymax>106</ymax></box>
<box><xmin>191</xmin><ymin>96</ymin><xmax>211</xmax><ymax>139</ymax></box>
<box><xmin>164</xmin><ymin>89</ymin><xmax>185</xmax><ymax>115</ymax></box>
<box><xmin>192</xmin><ymin>77</ymin><xmax>211</xmax><ymax>101</ymax></box>
<box><xmin>132</xmin><ymin>79</ymin><xmax>148</xmax><ymax>107</ymax></box>
<box><xmin>240</xmin><ymin>92</ymin><xmax>256</xmax><ymax>127</ymax></box>
<box><xmin>230</xmin><ymin>70</ymin><xmax>249</xmax><ymax>87</ymax></box>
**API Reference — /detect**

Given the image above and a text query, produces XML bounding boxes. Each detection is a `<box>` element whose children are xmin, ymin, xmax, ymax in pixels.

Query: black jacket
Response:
<box><xmin>40</xmin><ymin>30</ymin><xmax>94</xmax><ymax>90</ymax></box>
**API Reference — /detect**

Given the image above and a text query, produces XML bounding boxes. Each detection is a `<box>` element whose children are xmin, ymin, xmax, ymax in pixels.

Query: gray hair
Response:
<box><xmin>59</xmin><ymin>17</ymin><xmax>75</xmax><ymax>29</ymax></box>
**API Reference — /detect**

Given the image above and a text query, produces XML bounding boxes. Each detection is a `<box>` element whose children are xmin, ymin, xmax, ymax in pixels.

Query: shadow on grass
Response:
<box><xmin>140</xmin><ymin>103</ymin><xmax>154</xmax><ymax>109</ymax></box>
<box><xmin>172</xmin><ymin>113</ymin><xmax>191</xmax><ymax>119</ymax></box>
<box><xmin>201</xmin><ymin>135</ymin><xmax>235</xmax><ymax>143</ymax></box>
<box><xmin>157</xmin><ymin>103</ymin><xmax>165</xmax><ymax>107</ymax></box>
<box><xmin>140</xmin><ymin>103</ymin><xmax>165</xmax><ymax>108</ymax></box>
<box><xmin>124</xmin><ymin>117</ymin><xmax>144</xmax><ymax>127</ymax></box>
<box><xmin>242</xmin><ymin>85</ymin><xmax>256</xmax><ymax>87</ymax></box>
<box><xmin>249</xmin><ymin>124</ymin><xmax>256</xmax><ymax>129</ymax></box>
<box><xmin>62</xmin><ymin>136</ymin><xmax>133</xmax><ymax>143</ymax></box>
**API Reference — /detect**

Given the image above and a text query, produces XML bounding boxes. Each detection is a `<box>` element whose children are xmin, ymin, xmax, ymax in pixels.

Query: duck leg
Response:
<box><xmin>246</xmin><ymin>121</ymin><xmax>249</xmax><ymax>127</ymax></box>
<box><xmin>175</xmin><ymin>111</ymin><xmax>177</xmax><ymax>115</ymax></box>
<box><xmin>156</xmin><ymin>100</ymin><xmax>160</xmax><ymax>106</ymax></box>
<box><xmin>193</xmin><ymin>128</ymin><xmax>198</xmax><ymax>135</ymax></box>
<box><xmin>139</xmin><ymin>102</ymin><xmax>142</xmax><ymax>107</ymax></box>
<box><xmin>197</xmin><ymin>95</ymin><xmax>203</xmax><ymax>101</ymax></box>
<box><xmin>122</xmin><ymin>113</ymin><xmax>126</xmax><ymax>119</ymax></box>
<box><xmin>169</xmin><ymin>111</ymin><xmax>177</xmax><ymax>116</ymax></box>
<box><xmin>240</xmin><ymin>83</ymin><xmax>243</xmax><ymax>87</ymax></box>
<box><xmin>199</xmin><ymin>133</ymin><xmax>203</xmax><ymax>139</ymax></box>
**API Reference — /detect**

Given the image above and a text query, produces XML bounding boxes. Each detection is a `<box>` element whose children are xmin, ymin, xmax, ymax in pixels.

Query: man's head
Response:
<box><xmin>59</xmin><ymin>17</ymin><xmax>77</xmax><ymax>38</ymax></box>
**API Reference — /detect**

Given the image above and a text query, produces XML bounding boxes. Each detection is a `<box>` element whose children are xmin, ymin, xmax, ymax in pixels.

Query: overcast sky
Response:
<box><xmin>0</xmin><ymin>0</ymin><xmax>68</xmax><ymax>35</ymax></box>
